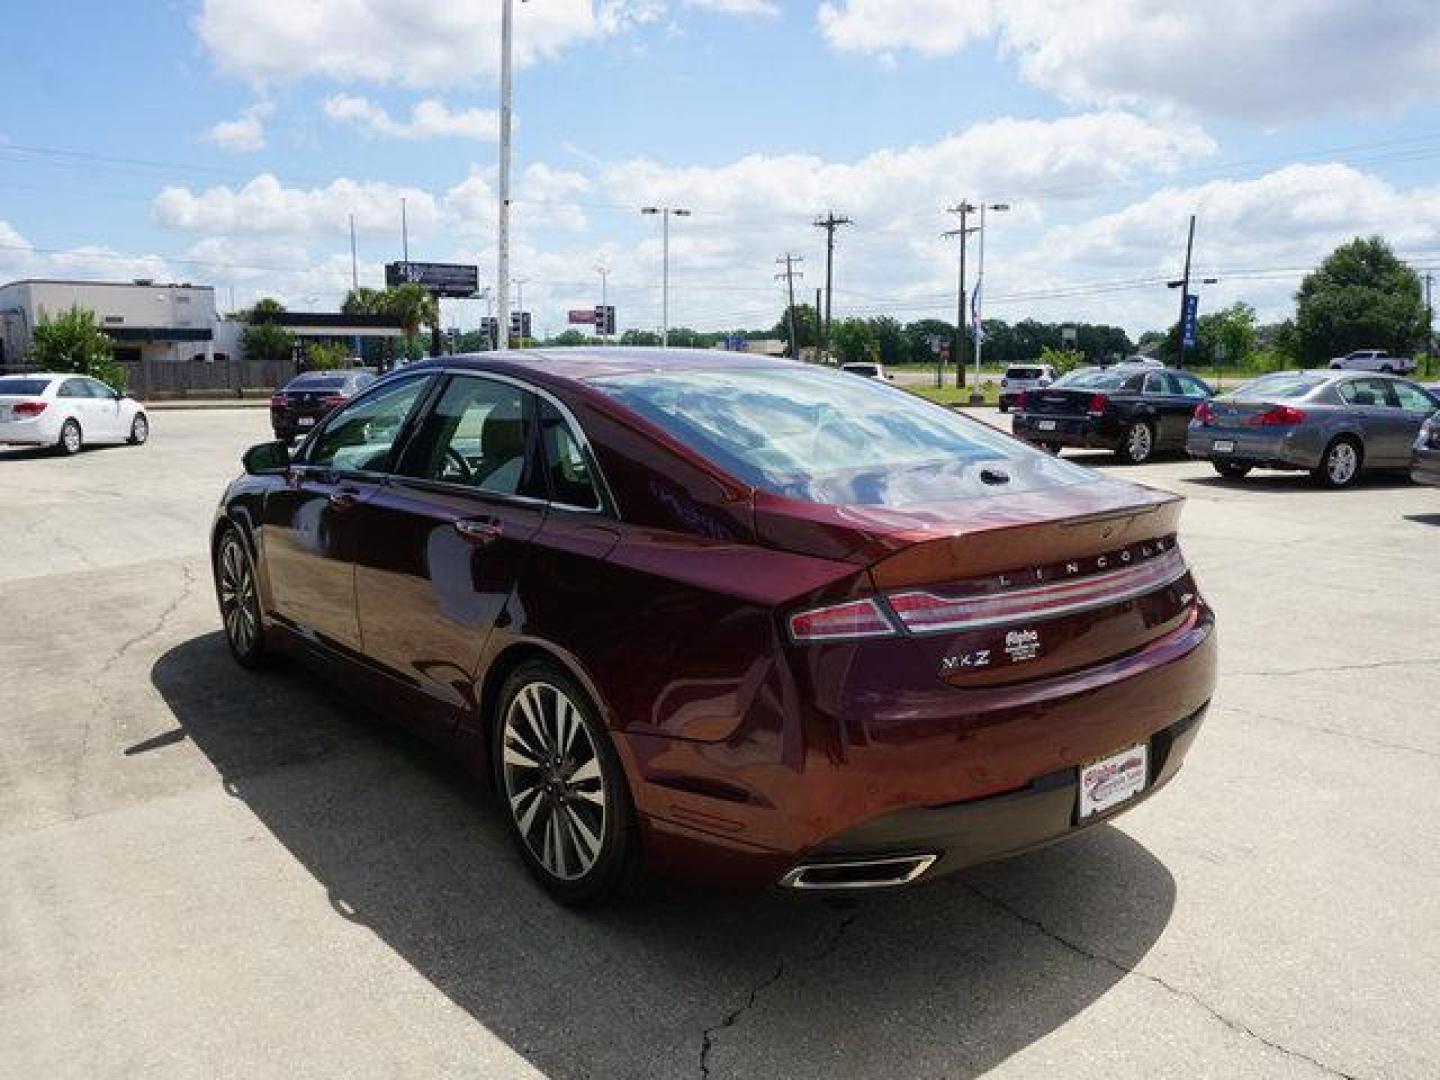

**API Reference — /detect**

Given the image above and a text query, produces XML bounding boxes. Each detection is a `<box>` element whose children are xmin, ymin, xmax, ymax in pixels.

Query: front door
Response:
<box><xmin>354</xmin><ymin>374</ymin><xmax>548</xmax><ymax>735</ymax></box>
<box><xmin>1341</xmin><ymin>378</ymin><xmax>1411</xmax><ymax>466</ymax></box>
<box><xmin>260</xmin><ymin>373</ymin><xmax>434</xmax><ymax>652</ymax></box>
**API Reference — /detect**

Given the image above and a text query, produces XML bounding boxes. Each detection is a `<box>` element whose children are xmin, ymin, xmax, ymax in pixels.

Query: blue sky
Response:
<box><xmin>3</xmin><ymin>0</ymin><xmax>1440</xmax><ymax>338</ymax></box>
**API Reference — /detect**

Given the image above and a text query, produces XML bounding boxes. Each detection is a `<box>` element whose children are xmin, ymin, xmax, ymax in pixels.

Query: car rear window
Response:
<box><xmin>1006</xmin><ymin>367</ymin><xmax>1042</xmax><ymax>379</ymax></box>
<box><xmin>0</xmin><ymin>378</ymin><xmax>53</xmax><ymax>396</ymax></box>
<box><xmin>1233</xmin><ymin>374</ymin><xmax>1326</xmax><ymax>400</ymax></box>
<box><xmin>589</xmin><ymin>367</ymin><xmax>1041</xmax><ymax>506</ymax></box>
<box><xmin>1052</xmin><ymin>369</ymin><xmax>1130</xmax><ymax>390</ymax></box>
<box><xmin>287</xmin><ymin>374</ymin><xmax>346</xmax><ymax>391</ymax></box>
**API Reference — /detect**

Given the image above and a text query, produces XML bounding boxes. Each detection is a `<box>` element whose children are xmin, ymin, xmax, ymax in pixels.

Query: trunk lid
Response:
<box><xmin>1022</xmin><ymin>389</ymin><xmax>1100</xmax><ymax>417</ymax></box>
<box><xmin>759</xmin><ymin>469</ymin><xmax>1197</xmax><ymax>686</ymax></box>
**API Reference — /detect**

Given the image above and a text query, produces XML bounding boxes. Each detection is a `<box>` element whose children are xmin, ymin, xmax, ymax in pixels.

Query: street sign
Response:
<box><xmin>1181</xmin><ymin>294</ymin><xmax>1200</xmax><ymax>349</ymax></box>
<box><xmin>385</xmin><ymin>261</ymin><xmax>480</xmax><ymax>298</ymax></box>
<box><xmin>568</xmin><ymin>309</ymin><xmax>597</xmax><ymax>325</ymax></box>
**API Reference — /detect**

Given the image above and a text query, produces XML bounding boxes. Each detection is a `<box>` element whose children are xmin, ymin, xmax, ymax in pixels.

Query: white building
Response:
<box><xmin>0</xmin><ymin>279</ymin><xmax>219</xmax><ymax>371</ymax></box>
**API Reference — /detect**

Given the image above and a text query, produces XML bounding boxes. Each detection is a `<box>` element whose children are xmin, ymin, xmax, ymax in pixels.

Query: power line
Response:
<box><xmin>775</xmin><ymin>253</ymin><xmax>804</xmax><ymax>358</ymax></box>
<box><xmin>813</xmin><ymin>211</ymin><xmax>851</xmax><ymax>358</ymax></box>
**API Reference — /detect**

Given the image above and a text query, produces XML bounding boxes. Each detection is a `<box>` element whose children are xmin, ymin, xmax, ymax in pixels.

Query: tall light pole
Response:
<box><xmin>496</xmin><ymin>0</ymin><xmax>521</xmax><ymax>351</ymax></box>
<box><xmin>942</xmin><ymin>201</ymin><xmax>978</xmax><ymax>390</ymax></box>
<box><xmin>595</xmin><ymin>262</ymin><xmax>610</xmax><ymax>343</ymax></box>
<box><xmin>971</xmin><ymin>202</ymin><xmax>1010</xmax><ymax>404</ymax></box>
<box><xmin>641</xmin><ymin>206</ymin><xmax>690</xmax><ymax>346</ymax></box>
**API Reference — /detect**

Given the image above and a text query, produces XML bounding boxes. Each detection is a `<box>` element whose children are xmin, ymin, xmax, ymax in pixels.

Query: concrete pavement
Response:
<box><xmin>2</xmin><ymin>411</ymin><xmax>1438</xmax><ymax>1079</ymax></box>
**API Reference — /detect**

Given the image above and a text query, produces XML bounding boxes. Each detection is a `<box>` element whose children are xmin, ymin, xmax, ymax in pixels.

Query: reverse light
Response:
<box><xmin>788</xmin><ymin>598</ymin><xmax>896</xmax><ymax>642</ymax></box>
<box><xmin>1087</xmin><ymin>393</ymin><xmax>1110</xmax><ymax>416</ymax></box>
<box><xmin>1193</xmin><ymin>401</ymin><xmax>1217</xmax><ymax>425</ymax></box>
<box><xmin>1254</xmin><ymin>405</ymin><xmax>1306</xmax><ymax>427</ymax></box>
<box><xmin>12</xmin><ymin>400</ymin><xmax>47</xmax><ymax>418</ymax></box>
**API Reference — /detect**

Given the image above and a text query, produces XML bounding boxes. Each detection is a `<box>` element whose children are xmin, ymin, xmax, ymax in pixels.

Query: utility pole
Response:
<box><xmin>349</xmin><ymin>213</ymin><xmax>358</xmax><ymax>290</ymax></box>
<box><xmin>401</xmin><ymin>198</ymin><xmax>409</xmax><ymax>264</ymax></box>
<box><xmin>496</xmin><ymin>0</ymin><xmax>520</xmax><ymax>351</ymax></box>
<box><xmin>641</xmin><ymin>207</ymin><xmax>691</xmax><ymax>346</ymax></box>
<box><xmin>1426</xmin><ymin>271</ymin><xmax>1435</xmax><ymax>377</ymax></box>
<box><xmin>813</xmin><ymin>211</ymin><xmax>852</xmax><ymax>361</ymax></box>
<box><xmin>776</xmin><ymin>254</ymin><xmax>804</xmax><ymax>360</ymax></box>
<box><xmin>1174</xmin><ymin>214</ymin><xmax>1195</xmax><ymax>369</ymax></box>
<box><xmin>943</xmin><ymin>202</ymin><xmax>978</xmax><ymax>389</ymax></box>
<box><xmin>971</xmin><ymin>203</ymin><xmax>1010</xmax><ymax>402</ymax></box>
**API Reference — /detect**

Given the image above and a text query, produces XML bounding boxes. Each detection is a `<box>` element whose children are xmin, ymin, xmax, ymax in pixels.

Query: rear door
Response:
<box><xmin>1388</xmin><ymin>380</ymin><xmax>1440</xmax><ymax>459</ymax></box>
<box><xmin>260</xmin><ymin>372</ymin><xmax>435</xmax><ymax>652</ymax></box>
<box><xmin>1164</xmin><ymin>372</ymin><xmax>1211</xmax><ymax>445</ymax></box>
<box><xmin>353</xmin><ymin>373</ymin><xmax>548</xmax><ymax>734</ymax></box>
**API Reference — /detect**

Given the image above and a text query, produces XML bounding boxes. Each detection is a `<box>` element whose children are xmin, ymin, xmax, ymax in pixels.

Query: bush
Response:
<box><xmin>1038</xmin><ymin>346</ymin><xmax>1085</xmax><ymax>375</ymax></box>
<box><xmin>29</xmin><ymin>305</ymin><xmax>118</xmax><ymax>385</ymax></box>
<box><xmin>305</xmin><ymin>341</ymin><xmax>350</xmax><ymax>370</ymax></box>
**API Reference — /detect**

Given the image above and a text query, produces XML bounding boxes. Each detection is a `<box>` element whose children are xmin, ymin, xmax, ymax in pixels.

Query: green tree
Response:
<box><xmin>239</xmin><ymin>298</ymin><xmax>294</xmax><ymax>366</ymax></box>
<box><xmin>773</xmin><ymin>303</ymin><xmax>820</xmax><ymax>354</ymax></box>
<box><xmin>831</xmin><ymin>318</ymin><xmax>879</xmax><ymax>365</ymax></box>
<box><xmin>547</xmin><ymin>329</ymin><xmax>590</xmax><ymax>346</ymax></box>
<box><xmin>381</xmin><ymin>283</ymin><xmax>439</xmax><ymax>340</ymax></box>
<box><xmin>305</xmin><ymin>341</ymin><xmax>350</xmax><ymax>370</ymax></box>
<box><xmin>1039</xmin><ymin>346</ymin><xmax>1085</xmax><ymax>375</ymax></box>
<box><xmin>29</xmin><ymin>305</ymin><xmax>124</xmax><ymax>387</ymax></box>
<box><xmin>245</xmin><ymin>297</ymin><xmax>288</xmax><ymax>323</ymax></box>
<box><xmin>1194</xmin><ymin>302</ymin><xmax>1257</xmax><ymax>368</ymax></box>
<box><xmin>341</xmin><ymin>287</ymin><xmax>385</xmax><ymax>315</ymax></box>
<box><xmin>620</xmin><ymin>329</ymin><xmax>661</xmax><ymax>347</ymax></box>
<box><xmin>1295</xmin><ymin>236</ymin><xmax>1427</xmax><ymax>363</ymax></box>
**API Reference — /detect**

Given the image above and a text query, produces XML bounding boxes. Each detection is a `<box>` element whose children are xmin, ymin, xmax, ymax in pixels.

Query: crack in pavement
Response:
<box><xmin>1230</xmin><ymin>656</ymin><xmax>1440</xmax><ymax>679</ymax></box>
<box><xmin>69</xmin><ymin>561</ymin><xmax>200</xmax><ymax>816</ymax></box>
<box><xmin>697</xmin><ymin>909</ymin><xmax>860</xmax><ymax>1079</ymax></box>
<box><xmin>1226</xmin><ymin>702</ymin><xmax>1440</xmax><ymax>762</ymax></box>
<box><xmin>962</xmin><ymin>881</ymin><xmax>1362</xmax><ymax>1080</ymax></box>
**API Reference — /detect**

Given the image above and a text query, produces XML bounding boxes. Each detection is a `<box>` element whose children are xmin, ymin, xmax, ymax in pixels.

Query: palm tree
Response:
<box><xmin>341</xmin><ymin>287</ymin><xmax>384</xmax><ymax>316</ymax></box>
<box><xmin>381</xmin><ymin>283</ymin><xmax>440</xmax><ymax>365</ymax></box>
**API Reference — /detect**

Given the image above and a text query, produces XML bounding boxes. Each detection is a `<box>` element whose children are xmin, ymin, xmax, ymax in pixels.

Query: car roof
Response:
<box><xmin>0</xmin><ymin>372</ymin><xmax>73</xmax><ymax>380</ymax></box>
<box><xmin>401</xmin><ymin>347</ymin><xmax>799</xmax><ymax>385</ymax></box>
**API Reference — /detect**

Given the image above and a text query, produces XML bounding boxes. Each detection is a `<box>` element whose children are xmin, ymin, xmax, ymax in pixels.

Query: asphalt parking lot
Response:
<box><xmin>3</xmin><ymin>408</ymin><xmax>1439</xmax><ymax>1080</ymax></box>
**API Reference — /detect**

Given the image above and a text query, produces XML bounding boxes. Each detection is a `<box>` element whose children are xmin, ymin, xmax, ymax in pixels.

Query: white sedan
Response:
<box><xmin>0</xmin><ymin>372</ymin><xmax>149</xmax><ymax>454</ymax></box>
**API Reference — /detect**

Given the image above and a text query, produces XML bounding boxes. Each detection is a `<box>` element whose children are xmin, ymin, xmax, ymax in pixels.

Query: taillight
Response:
<box><xmin>1015</xmin><ymin>390</ymin><xmax>1029</xmax><ymax>410</ymax></box>
<box><xmin>1255</xmin><ymin>405</ymin><xmax>1306</xmax><ymax>426</ymax></box>
<box><xmin>321</xmin><ymin>394</ymin><xmax>348</xmax><ymax>411</ymax></box>
<box><xmin>12</xmin><ymin>400</ymin><xmax>47</xmax><ymax>418</ymax></box>
<box><xmin>1087</xmin><ymin>393</ymin><xmax>1109</xmax><ymax>416</ymax></box>
<box><xmin>269</xmin><ymin>393</ymin><xmax>287</xmax><ymax>409</ymax></box>
<box><xmin>788</xmin><ymin>598</ymin><xmax>896</xmax><ymax>643</ymax></box>
<box><xmin>1193</xmin><ymin>401</ymin><xmax>1216</xmax><ymax>425</ymax></box>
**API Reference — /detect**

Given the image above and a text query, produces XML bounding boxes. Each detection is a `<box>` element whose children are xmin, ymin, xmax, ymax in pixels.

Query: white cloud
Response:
<box><xmin>152</xmin><ymin>174</ymin><xmax>443</xmax><ymax>238</ymax></box>
<box><xmin>203</xmin><ymin>102</ymin><xmax>274</xmax><ymax>153</ymax></box>
<box><xmin>817</xmin><ymin>0</ymin><xmax>1440</xmax><ymax>119</ymax></box>
<box><xmin>198</xmin><ymin>0</ymin><xmax>655</xmax><ymax>89</ymax></box>
<box><xmin>323</xmin><ymin>95</ymin><xmax>499</xmax><ymax>141</ymax></box>
<box><xmin>685</xmin><ymin>0</ymin><xmax>779</xmax><ymax>15</ymax></box>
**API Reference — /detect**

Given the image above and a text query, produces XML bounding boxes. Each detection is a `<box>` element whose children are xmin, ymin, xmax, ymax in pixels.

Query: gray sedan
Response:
<box><xmin>1187</xmin><ymin>370</ymin><xmax>1440</xmax><ymax>488</ymax></box>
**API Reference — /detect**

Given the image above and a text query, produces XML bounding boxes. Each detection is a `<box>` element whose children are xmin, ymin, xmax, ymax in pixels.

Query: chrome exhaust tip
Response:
<box><xmin>778</xmin><ymin>853</ymin><xmax>938</xmax><ymax>891</ymax></box>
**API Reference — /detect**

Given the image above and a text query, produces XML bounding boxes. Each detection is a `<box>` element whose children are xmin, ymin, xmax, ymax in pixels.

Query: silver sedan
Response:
<box><xmin>1187</xmin><ymin>370</ymin><xmax>1440</xmax><ymax>488</ymax></box>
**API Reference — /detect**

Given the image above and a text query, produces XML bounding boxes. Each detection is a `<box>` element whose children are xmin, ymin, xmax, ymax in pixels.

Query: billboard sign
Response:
<box><xmin>385</xmin><ymin>261</ymin><xmax>480</xmax><ymax>298</ymax></box>
<box><xmin>568</xmin><ymin>308</ymin><xmax>597</xmax><ymax>325</ymax></box>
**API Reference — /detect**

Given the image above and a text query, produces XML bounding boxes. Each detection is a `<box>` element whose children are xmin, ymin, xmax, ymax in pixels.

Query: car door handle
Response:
<box><xmin>328</xmin><ymin>487</ymin><xmax>362</xmax><ymax>511</ymax></box>
<box><xmin>454</xmin><ymin>518</ymin><xmax>503</xmax><ymax>544</ymax></box>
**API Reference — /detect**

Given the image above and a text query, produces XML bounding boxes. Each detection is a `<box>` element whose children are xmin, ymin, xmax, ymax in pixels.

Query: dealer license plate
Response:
<box><xmin>1036</xmin><ymin>419</ymin><xmax>1058</xmax><ymax>431</ymax></box>
<box><xmin>1212</xmin><ymin>439</ymin><xmax>1234</xmax><ymax>454</ymax></box>
<box><xmin>297</xmin><ymin>416</ymin><xmax>316</xmax><ymax>427</ymax></box>
<box><xmin>1078</xmin><ymin>744</ymin><xmax>1148</xmax><ymax>820</ymax></box>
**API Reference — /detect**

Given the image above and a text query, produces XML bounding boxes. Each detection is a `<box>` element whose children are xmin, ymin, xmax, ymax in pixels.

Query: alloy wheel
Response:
<box><xmin>1126</xmin><ymin>422</ymin><xmax>1153</xmax><ymax>463</ymax></box>
<box><xmin>217</xmin><ymin>536</ymin><xmax>260</xmax><ymax>656</ymax></box>
<box><xmin>131</xmin><ymin>415</ymin><xmax>149</xmax><ymax>444</ymax></box>
<box><xmin>61</xmin><ymin>421</ymin><xmax>81</xmax><ymax>455</ymax></box>
<box><xmin>502</xmin><ymin>681</ymin><xmax>608</xmax><ymax>882</ymax></box>
<box><xmin>1327</xmin><ymin>442</ymin><xmax>1358</xmax><ymax>486</ymax></box>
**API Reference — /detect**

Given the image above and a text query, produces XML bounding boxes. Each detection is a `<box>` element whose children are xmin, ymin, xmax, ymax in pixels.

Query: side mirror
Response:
<box><xmin>242</xmin><ymin>440</ymin><xmax>291</xmax><ymax>475</ymax></box>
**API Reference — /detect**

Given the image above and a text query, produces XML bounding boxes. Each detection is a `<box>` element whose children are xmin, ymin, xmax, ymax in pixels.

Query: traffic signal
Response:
<box><xmin>480</xmin><ymin>317</ymin><xmax>499</xmax><ymax>349</ymax></box>
<box><xmin>509</xmin><ymin>311</ymin><xmax>532</xmax><ymax>340</ymax></box>
<box><xmin>593</xmin><ymin>305</ymin><xmax>616</xmax><ymax>335</ymax></box>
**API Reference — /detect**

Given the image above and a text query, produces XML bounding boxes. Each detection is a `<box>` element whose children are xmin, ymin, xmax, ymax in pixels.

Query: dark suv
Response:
<box><xmin>270</xmin><ymin>369</ymin><xmax>375</xmax><ymax>443</ymax></box>
<box><xmin>1012</xmin><ymin>365</ymin><xmax>1214</xmax><ymax>464</ymax></box>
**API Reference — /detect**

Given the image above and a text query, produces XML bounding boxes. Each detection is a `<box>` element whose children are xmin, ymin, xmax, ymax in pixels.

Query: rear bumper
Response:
<box><xmin>799</xmin><ymin>704</ymin><xmax>1205</xmax><ymax>884</ymax></box>
<box><xmin>0</xmin><ymin>417</ymin><xmax>57</xmax><ymax>445</ymax></box>
<box><xmin>633</xmin><ymin>602</ymin><xmax>1217</xmax><ymax>891</ymax></box>
<box><xmin>1186</xmin><ymin>424</ymin><xmax>1322</xmax><ymax>469</ymax></box>
<box><xmin>1012</xmin><ymin>413</ymin><xmax>1120</xmax><ymax>449</ymax></box>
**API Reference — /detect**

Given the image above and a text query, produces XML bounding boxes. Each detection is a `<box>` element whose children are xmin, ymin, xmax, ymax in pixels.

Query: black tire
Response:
<box><xmin>128</xmin><ymin>412</ymin><xmax>149</xmax><ymax>445</ymax></box>
<box><xmin>1118</xmin><ymin>420</ymin><xmax>1155</xmax><ymax>464</ymax></box>
<box><xmin>1312</xmin><ymin>436</ymin><xmax>1363</xmax><ymax>489</ymax></box>
<box><xmin>57</xmin><ymin>419</ymin><xmax>82</xmax><ymax>456</ymax></box>
<box><xmin>1380</xmin><ymin>365</ymin><xmax>1394</xmax><ymax>374</ymax></box>
<box><xmin>998</xmin><ymin>401</ymin><xmax>1009</xmax><ymax>414</ymax></box>
<box><xmin>493</xmin><ymin>659</ymin><xmax>639</xmax><ymax>907</ymax></box>
<box><xmin>214</xmin><ymin>526</ymin><xmax>269</xmax><ymax>668</ymax></box>
<box><xmin>1213</xmin><ymin>461</ymin><xmax>1252</xmax><ymax>480</ymax></box>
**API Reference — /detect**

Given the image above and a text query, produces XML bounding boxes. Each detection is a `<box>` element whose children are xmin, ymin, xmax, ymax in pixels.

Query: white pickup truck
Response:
<box><xmin>1329</xmin><ymin>349</ymin><xmax>1416</xmax><ymax>374</ymax></box>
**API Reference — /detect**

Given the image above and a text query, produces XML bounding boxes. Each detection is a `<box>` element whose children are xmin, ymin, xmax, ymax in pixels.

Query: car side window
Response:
<box><xmin>1339</xmin><ymin>378</ymin><xmax>1392</xmax><ymax>407</ymax></box>
<box><xmin>1142</xmin><ymin>372</ymin><xmax>1167</xmax><ymax>395</ymax></box>
<box><xmin>306</xmin><ymin>375</ymin><xmax>431</xmax><ymax>474</ymax></box>
<box><xmin>58</xmin><ymin>378</ymin><xmax>87</xmax><ymax>398</ymax></box>
<box><xmin>1170</xmin><ymin>374</ymin><xmax>1209</xmax><ymax>399</ymax></box>
<box><xmin>399</xmin><ymin>375</ymin><xmax>544</xmax><ymax>498</ymax></box>
<box><xmin>83</xmin><ymin>378</ymin><xmax>114</xmax><ymax>399</ymax></box>
<box><xmin>1391</xmin><ymin>381</ymin><xmax>1438</xmax><ymax>412</ymax></box>
<box><xmin>539</xmin><ymin>400</ymin><xmax>602</xmax><ymax>510</ymax></box>
<box><xmin>1122</xmin><ymin>375</ymin><xmax>1145</xmax><ymax>393</ymax></box>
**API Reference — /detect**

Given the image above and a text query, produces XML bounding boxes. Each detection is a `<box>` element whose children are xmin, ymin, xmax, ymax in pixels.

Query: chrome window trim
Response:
<box><xmin>428</xmin><ymin>367</ymin><xmax>619</xmax><ymax>519</ymax></box>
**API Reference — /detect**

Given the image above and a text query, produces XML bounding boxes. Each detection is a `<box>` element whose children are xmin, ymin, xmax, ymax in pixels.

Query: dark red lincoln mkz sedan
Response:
<box><xmin>213</xmin><ymin>349</ymin><xmax>1216</xmax><ymax>905</ymax></box>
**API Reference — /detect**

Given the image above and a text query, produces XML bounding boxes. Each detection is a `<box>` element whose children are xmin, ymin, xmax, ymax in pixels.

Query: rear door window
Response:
<box><xmin>539</xmin><ymin>400</ymin><xmax>602</xmax><ymax>510</ymax></box>
<box><xmin>1391</xmin><ymin>381</ymin><xmax>1438</xmax><ymax>413</ymax></box>
<box><xmin>1142</xmin><ymin>372</ymin><xmax>1168</xmax><ymax>395</ymax></box>
<box><xmin>1338</xmin><ymin>378</ymin><xmax>1394</xmax><ymax>407</ymax></box>
<box><xmin>58</xmin><ymin>378</ymin><xmax>88</xmax><ymax>398</ymax></box>
<box><xmin>1169</xmin><ymin>374</ymin><xmax>1210</xmax><ymax>399</ymax></box>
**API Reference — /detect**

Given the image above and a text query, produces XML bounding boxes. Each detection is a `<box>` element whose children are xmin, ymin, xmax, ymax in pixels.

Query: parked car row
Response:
<box><xmin>1011</xmin><ymin>363</ymin><xmax>1440</xmax><ymax>488</ymax></box>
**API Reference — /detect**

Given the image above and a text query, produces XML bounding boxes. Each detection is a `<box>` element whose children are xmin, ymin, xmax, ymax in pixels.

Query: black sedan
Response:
<box><xmin>270</xmin><ymin>368</ymin><xmax>376</xmax><ymax>443</ymax></box>
<box><xmin>1012</xmin><ymin>365</ymin><xmax>1214</xmax><ymax>464</ymax></box>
